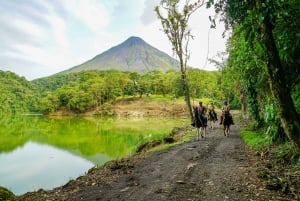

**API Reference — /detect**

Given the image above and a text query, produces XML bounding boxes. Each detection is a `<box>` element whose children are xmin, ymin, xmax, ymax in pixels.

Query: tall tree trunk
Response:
<box><xmin>181</xmin><ymin>71</ymin><xmax>193</xmax><ymax>120</ymax></box>
<box><xmin>239</xmin><ymin>88</ymin><xmax>247</xmax><ymax>117</ymax></box>
<box><xmin>261</xmin><ymin>16</ymin><xmax>300</xmax><ymax>152</ymax></box>
<box><xmin>179</xmin><ymin>57</ymin><xmax>193</xmax><ymax>121</ymax></box>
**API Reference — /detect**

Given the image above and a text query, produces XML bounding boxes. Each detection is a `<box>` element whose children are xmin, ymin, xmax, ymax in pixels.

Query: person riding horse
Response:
<box><xmin>220</xmin><ymin>100</ymin><xmax>234</xmax><ymax>125</ymax></box>
<box><xmin>193</xmin><ymin>101</ymin><xmax>207</xmax><ymax>127</ymax></box>
<box><xmin>208</xmin><ymin>102</ymin><xmax>218</xmax><ymax>121</ymax></box>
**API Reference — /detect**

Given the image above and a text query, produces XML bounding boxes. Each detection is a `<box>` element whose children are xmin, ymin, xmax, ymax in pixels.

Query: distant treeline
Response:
<box><xmin>0</xmin><ymin>69</ymin><xmax>235</xmax><ymax>114</ymax></box>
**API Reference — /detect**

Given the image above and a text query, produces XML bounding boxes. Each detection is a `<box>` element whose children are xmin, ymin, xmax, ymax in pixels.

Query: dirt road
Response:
<box><xmin>18</xmin><ymin>123</ymin><xmax>296</xmax><ymax>201</ymax></box>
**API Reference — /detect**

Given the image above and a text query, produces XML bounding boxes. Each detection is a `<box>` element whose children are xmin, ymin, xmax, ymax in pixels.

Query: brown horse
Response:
<box><xmin>222</xmin><ymin>112</ymin><xmax>231</xmax><ymax>137</ymax></box>
<box><xmin>207</xmin><ymin>110</ymin><xmax>217</xmax><ymax>131</ymax></box>
<box><xmin>191</xmin><ymin>107</ymin><xmax>207</xmax><ymax>140</ymax></box>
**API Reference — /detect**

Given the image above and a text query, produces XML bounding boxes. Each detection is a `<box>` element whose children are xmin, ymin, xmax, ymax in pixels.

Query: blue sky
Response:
<box><xmin>0</xmin><ymin>0</ymin><xmax>227</xmax><ymax>80</ymax></box>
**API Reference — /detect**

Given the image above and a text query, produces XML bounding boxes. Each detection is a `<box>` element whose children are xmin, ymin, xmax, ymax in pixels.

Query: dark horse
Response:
<box><xmin>222</xmin><ymin>111</ymin><xmax>232</xmax><ymax>136</ymax></box>
<box><xmin>191</xmin><ymin>107</ymin><xmax>207</xmax><ymax>140</ymax></box>
<box><xmin>207</xmin><ymin>110</ymin><xmax>218</xmax><ymax>130</ymax></box>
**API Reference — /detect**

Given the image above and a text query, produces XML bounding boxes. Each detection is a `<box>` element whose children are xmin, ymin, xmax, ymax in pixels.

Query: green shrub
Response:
<box><xmin>0</xmin><ymin>186</ymin><xmax>16</xmax><ymax>201</ymax></box>
<box><xmin>264</xmin><ymin>102</ymin><xmax>282</xmax><ymax>142</ymax></box>
<box><xmin>291</xmin><ymin>83</ymin><xmax>300</xmax><ymax>113</ymax></box>
<box><xmin>275</xmin><ymin>142</ymin><xmax>300</xmax><ymax>166</ymax></box>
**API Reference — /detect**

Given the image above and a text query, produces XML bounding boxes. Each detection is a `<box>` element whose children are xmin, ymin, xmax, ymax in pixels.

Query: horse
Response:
<box><xmin>222</xmin><ymin>112</ymin><xmax>231</xmax><ymax>137</ymax></box>
<box><xmin>191</xmin><ymin>107</ymin><xmax>207</xmax><ymax>140</ymax></box>
<box><xmin>207</xmin><ymin>110</ymin><xmax>217</xmax><ymax>131</ymax></box>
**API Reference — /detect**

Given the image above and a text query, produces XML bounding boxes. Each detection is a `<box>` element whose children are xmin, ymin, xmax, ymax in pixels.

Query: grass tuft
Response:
<box><xmin>240</xmin><ymin>129</ymin><xmax>271</xmax><ymax>149</ymax></box>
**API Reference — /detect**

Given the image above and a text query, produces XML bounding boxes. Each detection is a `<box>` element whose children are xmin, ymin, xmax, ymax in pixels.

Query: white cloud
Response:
<box><xmin>141</xmin><ymin>0</ymin><xmax>160</xmax><ymax>25</ymax></box>
<box><xmin>11</xmin><ymin>18</ymin><xmax>45</xmax><ymax>41</ymax></box>
<box><xmin>48</xmin><ymin>16</ymin><xmax>69</xmax><ymax>50</ymax></box>
<box><xmin>66</xmin><ymin>0</ymin><xmax>110</xmax><ymax>32</ymax></box>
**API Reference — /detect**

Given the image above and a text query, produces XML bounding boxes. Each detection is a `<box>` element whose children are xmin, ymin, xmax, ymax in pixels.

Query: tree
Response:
<box><xmin>155</xmin><ymin>0</ymin><xmax>205</xmax><ymax>120</ymax></box>
<box><xmin>212</xmin><ymin>0</ymin><xmax>300</xmax><ymax>151</ymax></box>
<box><xmin>0</xmin><ymin>71</ymin><xmax>38</xmax><ymax>114</ymax></box>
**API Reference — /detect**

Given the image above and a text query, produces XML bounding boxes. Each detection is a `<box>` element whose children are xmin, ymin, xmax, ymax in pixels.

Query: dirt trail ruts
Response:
<box><xmin>61</xmin><ymin>124</ymin><xmax>293</xmax><ymax>201</ymax></box>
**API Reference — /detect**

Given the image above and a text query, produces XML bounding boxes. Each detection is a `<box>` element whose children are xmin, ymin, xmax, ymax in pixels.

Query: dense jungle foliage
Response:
<box><xmin>0</xmin><ymin>68</ymin><xmax>234</xmax><ymax>114</ymax></box>
<box><xmin>209</xmin><ymin>0</ymin><xmax>300</xmax><ymax>149</ymax></box>
<box><xmin>0</xmin><ymin>71</ymin><xmax>39</xmax><ymax>114</ymax></box>
<box><xmin>207</xmin><ymin>0</ymin><xmax>300</xmax><ymax>194</ymax></box>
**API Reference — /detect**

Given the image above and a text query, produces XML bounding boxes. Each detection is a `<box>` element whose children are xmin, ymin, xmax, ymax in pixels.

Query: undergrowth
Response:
<box><xmin>240</xmin><ymin>121</ymin><xmax>300</xmax><ymax>199</ymax></box>
<box><xmin>240</xmin><ymin>129</ymin><xmax>271</xmax><ymax>149</ymax></box>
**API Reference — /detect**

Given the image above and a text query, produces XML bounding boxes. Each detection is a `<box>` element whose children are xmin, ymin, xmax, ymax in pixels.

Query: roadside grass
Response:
<box><xmin>240</xmin><ymin>122</ymin><xmax>300</xmax><ymax>170</ymax></box>
<box><xmin>240</xmin><ymin>129</ymin><xmax>272</xmax><ymax>150</ymax></box>
<box><xmin>242</xmin><ymin>129</ymin><xmax>300</xmax><ymax>199</ymax></box>
<box><xmin>274</xmin><ymin>141</ymin><xmax>300</xmax><ymax>170</ymax></box>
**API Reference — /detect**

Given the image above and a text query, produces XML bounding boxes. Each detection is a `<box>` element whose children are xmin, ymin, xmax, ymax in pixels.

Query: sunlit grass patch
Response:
<box><xmin>240</xmin><ymin>130</ymin><xmax>271</xmax><ymax>149</ymax></box>
<box><xmin>147</xmin><ymin>94</ymin><xmax>172</xmax><ymax>101</ymax></box>
<box><xmin>146</xmin><ymin>94</ymin><xmax>185</xmax><ymax>103</ymax></box>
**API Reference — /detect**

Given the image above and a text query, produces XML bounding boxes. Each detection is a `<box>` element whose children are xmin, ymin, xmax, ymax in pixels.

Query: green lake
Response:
<box><xmin>0</xmin><ymin>115</ymin><xmax>189</xmax><ymax>195</ymax></box>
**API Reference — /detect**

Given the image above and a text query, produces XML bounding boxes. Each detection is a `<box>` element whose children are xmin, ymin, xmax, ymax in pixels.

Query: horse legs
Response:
<box><xmin>208</xmin><ymin>120</ymin><xmax>213</xmax><ymax>130</ymax></box>
<box><xmin>199</xmin><ymin>127</ymin><xmax>203</xmax><ymax>139</ymax></box>
<box><xmin>226</xmin><ymin>126</ymin><xmax>230</xmax><ymax>137</ymax></box>
<box><xmin>196</xmin><ymin>128</ymin><xmax>200</xmax><ymax>140</ymax></box>
<box><xmin>196</xmin><ymin>127</ymin><xmax>206</xmax><ymax>140</ymax></box>
<box><xmin>223</xmin><ymin>125</ymin><xmax>230</xmax><ymax>137</ymax></box>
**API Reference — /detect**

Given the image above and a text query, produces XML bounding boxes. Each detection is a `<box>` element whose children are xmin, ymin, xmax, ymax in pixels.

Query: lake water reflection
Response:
<box><xmin>0</xmin><ymin>115</ymin><xmax>188</xmax><ymax>195</ymax></box>
<box><xmin>0</xmin><ymin>141</ymin><xmax>95</xmax><ymax>195</ymax></box>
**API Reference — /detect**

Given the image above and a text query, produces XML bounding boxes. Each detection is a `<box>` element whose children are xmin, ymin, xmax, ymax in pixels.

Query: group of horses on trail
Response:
<box><xmin>191</xmin><ymin>102</ymin><xmax>233</xmax><ymax>140</ymax></box>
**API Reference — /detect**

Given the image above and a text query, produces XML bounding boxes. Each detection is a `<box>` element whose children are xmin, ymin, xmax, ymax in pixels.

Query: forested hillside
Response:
<box><xmin>0</xmin><ymin>71</ymin><xmax>38</xmax><ymax>114</ymax></box>
<box><xmin>32</xmin><ymin>69</ymin><xmax>227</xmax><ymax>114</ymax></box>
<box><xmin>1</xmin><ymin>69</ymin><xmax>228</xmax><ymax>115</ymax></box>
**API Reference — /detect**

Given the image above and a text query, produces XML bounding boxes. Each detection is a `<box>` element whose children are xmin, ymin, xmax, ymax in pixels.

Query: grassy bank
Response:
<box><xmin>240</xmin><ymin>124</ymin><xmax>300</xmax><ymax>199</ymax></box>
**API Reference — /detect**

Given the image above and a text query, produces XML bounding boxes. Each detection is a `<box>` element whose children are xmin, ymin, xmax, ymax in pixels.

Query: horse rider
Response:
<box><xmin>220</xmin><ymin>100</ymin><xmax>234</xmax><ymax>125</ymax></box>
<box><xmin>197</xmin><ymin>101</ymin><xmax>207</xmax><ymax>126</ymax></box>
<box><xmin>208</xmin><ymin>102</ymin><xmax>218</xmax><ymax>121</ymax></box>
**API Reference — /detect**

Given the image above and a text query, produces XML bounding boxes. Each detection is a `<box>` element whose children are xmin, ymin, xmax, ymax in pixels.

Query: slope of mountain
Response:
<box><xmin>62</xmin><ymin>36</ymin><xmax>180</xmax><ymax>74</ymax></box>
